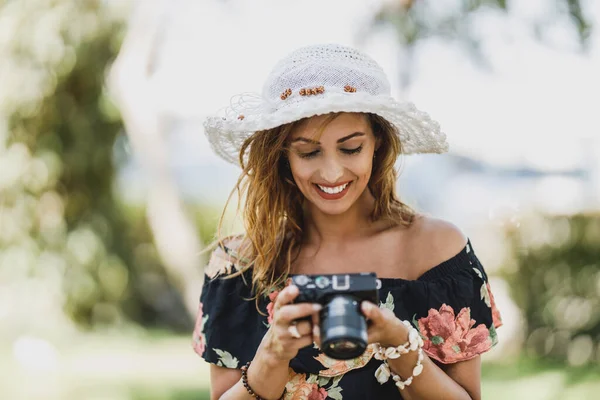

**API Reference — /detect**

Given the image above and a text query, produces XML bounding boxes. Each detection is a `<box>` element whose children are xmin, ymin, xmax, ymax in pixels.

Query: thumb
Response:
<box><xmin>361</xmin><ymin>301</ymin><xmax>382</xmax><ymax>322</ymax></box>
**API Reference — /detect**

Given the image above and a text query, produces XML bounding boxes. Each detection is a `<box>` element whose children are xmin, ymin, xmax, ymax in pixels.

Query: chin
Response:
<box><xmin>313</xmin><ymin>203</ymin><xmax>353</xmax><ymax>216</ymax></box>
<box><xmin>309</xmin><ymin>194</ymin><xmax>357</xmax><ymax>216</ymax></box>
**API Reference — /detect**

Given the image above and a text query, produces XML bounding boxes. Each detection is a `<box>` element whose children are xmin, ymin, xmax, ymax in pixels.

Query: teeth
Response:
<box><xmin>317</xmin><ymin>183</ymin><xmax>349</xmax><ymax>194</ymax></box>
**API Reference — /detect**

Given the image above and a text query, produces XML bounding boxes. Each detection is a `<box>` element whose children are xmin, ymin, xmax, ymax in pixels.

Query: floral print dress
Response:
<box><xmin>192</xmin><ymin>238</ymin><xmax>503</xmax><ymax>399</ymax></box>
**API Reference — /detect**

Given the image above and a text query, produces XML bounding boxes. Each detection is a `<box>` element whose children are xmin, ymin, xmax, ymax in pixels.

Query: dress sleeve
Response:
<box><xmin>191</xmin><ymin>239</ymin><xmax>267</xmax><ymax>369</ymax></box>
<box><xmin>412</xmin><ymin>240</ymin><xmax>503</xmax><ymax>364</ymax></box>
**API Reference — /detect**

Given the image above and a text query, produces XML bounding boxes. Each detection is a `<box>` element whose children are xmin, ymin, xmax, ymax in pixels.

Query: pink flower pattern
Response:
<box><xmin>487</xmin><ymin>282</ymin><xmax>503</xmax><ymax>328</ymax></box>
<box><xmin>284</xmin><ymin>369</ymin><xmax>328</xmax><ymax>400</ymax></box>
<box><xmin>192</xmin><ymin>302</ymin><xmax>206</xmax><ymax>356</ymax></box>
<box><xmin>308</xmin><ymin>386</ymin><xmax>328</xmax><ymax>400</ymax></box>
<box><xmin>418</xmin><ymin>304</ymin><xmax>493</xmax><ymax>363</ymax></box>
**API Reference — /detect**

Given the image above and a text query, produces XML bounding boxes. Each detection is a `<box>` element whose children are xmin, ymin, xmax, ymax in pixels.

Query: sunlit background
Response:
<box><xmin>1</xmin><ymin>0</ymin><xmax>599</xmax><ymax>399</ymax></box>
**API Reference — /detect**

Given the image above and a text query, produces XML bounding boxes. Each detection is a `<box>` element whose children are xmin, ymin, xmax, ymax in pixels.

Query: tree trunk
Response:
<box><xmin>107</xmin><ymin>0</ymin><xmax>204</xmax><ymax>318</ymax></box>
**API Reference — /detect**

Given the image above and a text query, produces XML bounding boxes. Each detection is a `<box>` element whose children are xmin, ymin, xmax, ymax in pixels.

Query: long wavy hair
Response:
<box><xmin>216</xmin><ymin>112</ymin><xmax>415</xmax><ymax>300</ymax></box>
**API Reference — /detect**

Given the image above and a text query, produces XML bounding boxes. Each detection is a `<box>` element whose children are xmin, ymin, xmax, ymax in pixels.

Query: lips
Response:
<box><xmin>313</xmin><ymin>181</ymin><xmax>352</xmax><ymax>200</ymax></box>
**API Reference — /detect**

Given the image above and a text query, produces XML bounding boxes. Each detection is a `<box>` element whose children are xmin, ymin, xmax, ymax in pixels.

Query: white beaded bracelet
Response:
<box><xmin>374</xmin><ymin>320</ymin><xmax>425</xmax><ymax>390</ymax></box>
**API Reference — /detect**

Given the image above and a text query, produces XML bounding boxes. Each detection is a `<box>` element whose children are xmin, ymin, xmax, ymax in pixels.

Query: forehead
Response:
<box><xmin>289</xmin><ymin>113</ymin><xmax>372</xmax><ymax>141</ymax></box>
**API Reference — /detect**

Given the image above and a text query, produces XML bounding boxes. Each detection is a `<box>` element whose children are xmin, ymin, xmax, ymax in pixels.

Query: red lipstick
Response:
<box><xmin>313</xmin><ymin>181</ymin><xmax>352</xmax><ymax>200</ymax></box>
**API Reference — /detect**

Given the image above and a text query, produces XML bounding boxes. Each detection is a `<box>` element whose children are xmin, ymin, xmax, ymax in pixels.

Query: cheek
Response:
<box><xmin>289</xmin><ymin>155</ymin><xmax>374</xmax><ymax>184</ymax></box>
<box><xmin>350</xmin><ymin>155</ymin><xmax>375</xmax><ymax>179</ymax></box>
<box><xmin>289</xmin><ymin>160</ymin><xmax>314</xmax><ymax>184</ymax></box>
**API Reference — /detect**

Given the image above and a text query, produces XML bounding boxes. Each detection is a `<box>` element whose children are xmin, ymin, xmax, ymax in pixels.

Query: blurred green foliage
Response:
<box><xmin>370</xmin><ymin>0</ymin><xmax>593</xmax><ymax>85</ymax></box>
<box><xmin>373</xmin><ymin>0</ymin><xmax>592</xmax><ymax>48</ymax></box>
<box><xmin>502</xmin><ymin>213</ymin><xmax>600</xmax><ymax>366</ymax></box>
<box><xmin>191</xmin><ymin>204</ymin><xmax>222</xmax><ymax>246</ymax></box>
<box><xmin>0</xmin><ymin>0</ymin><xmax>189</xmax><ymax>333</ymax></box>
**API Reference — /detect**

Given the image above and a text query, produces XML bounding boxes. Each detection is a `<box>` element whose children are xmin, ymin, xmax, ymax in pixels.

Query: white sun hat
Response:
<box><xmin>204</xmin><ymin>43</ymin><xmax>448</xmax><ymax>166</ymax></box>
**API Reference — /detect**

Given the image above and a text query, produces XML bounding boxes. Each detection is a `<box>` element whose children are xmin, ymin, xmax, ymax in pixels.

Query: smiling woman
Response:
<box><xmin>287</xmin><ymin>113</ymin><xmax>407</xmax><ymax>226</ymax></box>
<box><xmin>193</xmin><ymin>44</ymin><xmax>501</xmax><ymax>400</ymax></box>
<box><xmin>289</xmin><ymin>115</ymin><xmax>379</xmax><ymax>209</ymax></box>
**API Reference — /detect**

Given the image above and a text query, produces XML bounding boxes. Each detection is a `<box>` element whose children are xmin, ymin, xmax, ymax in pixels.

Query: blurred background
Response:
<box><xmin>0</xmin><ymin>0</ymin><xmax>599</xmax><ymax>399</ymax></box>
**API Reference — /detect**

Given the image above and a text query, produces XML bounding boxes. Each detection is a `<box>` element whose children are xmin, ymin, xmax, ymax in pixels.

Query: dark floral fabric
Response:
<box><xmin>192</xmin><ymin>239</ymin><xmax>503</xmax><ymax>399</ymax></box>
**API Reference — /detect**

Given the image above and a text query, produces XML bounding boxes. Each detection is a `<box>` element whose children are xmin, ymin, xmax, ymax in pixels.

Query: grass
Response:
<box><xmin>1</xmin><ymin>332</ymin><xmax>598</xmax><ymax>399</ymax></box>
<box><xmin>481</xmin><ymin>357</ymin><xmax>600</xmax><ymax>400</ymax></box>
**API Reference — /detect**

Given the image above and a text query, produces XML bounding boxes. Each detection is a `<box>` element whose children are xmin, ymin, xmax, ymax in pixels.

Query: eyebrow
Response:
<box><xmin>291</xmin><ymin>132</ymin><xmax>365</xmax><ymax>145</ymax></box>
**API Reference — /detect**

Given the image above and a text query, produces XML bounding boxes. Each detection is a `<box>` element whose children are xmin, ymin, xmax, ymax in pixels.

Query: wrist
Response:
<box><xmin>381</xmin><ymin>318</ymin><xmax>410</xmax><ymax>348</ymax></box>
<box><xmin>256</xmin><ymin>330</ymin><xmax>295</xmax><ymax>368</ymax></box>
<box><xmin>254</xmin><ymin>347</ymin><xmax>290</xmax><ymax>370</ymax></box>
<box><xmin>373</xmin><ymin>319</ymin><xmax>425</xmax><ymax>391</ymax></box>
<box><xmin>243</xmin><ymin>361</ymin><xmax>287</xmax><ymax>400</ymax></box>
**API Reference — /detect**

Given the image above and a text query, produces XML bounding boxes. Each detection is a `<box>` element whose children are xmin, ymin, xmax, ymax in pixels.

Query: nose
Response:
<box><xmin>320</xmin><ymin>156</ymin><xmax>344</xmax><ymax>183</ymax></box>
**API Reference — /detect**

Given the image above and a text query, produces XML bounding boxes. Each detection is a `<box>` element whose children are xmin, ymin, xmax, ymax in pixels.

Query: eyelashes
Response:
<box><xmin>298</xmin><ymin>151</ymin><xmax>318</xmax><ymax>159</ymax></box>
<box><xmin>342</xmin><ymin>146</ymin><xmax>363</xmax><ymax>155</ymax></box>
<box><xmin>298</xmin><ymin>145</ymin><xmax>363</xmax><ymax>159</ymax></box>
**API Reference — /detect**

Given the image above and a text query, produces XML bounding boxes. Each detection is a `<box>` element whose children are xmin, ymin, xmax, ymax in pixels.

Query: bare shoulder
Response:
<box><xmin>205</xmin><ymin>234</ymin><xmax>252</xmax><ymax>278</ymax></box>
<box><xmin>411</xmin><ymin>214</ymin><xmax>468</xmax><ymax>247</ymax></box>
<box><xmin>405</xmin><ymin>214</ymin><xmax>469</xmax><ymax>274</ymax></box>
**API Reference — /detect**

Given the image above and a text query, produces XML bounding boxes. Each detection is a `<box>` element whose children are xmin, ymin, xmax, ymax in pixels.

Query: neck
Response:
<box><xmin>303</xmin><ymin>188</ymin><xmax>378</xmax><ymax>245</ymax></box>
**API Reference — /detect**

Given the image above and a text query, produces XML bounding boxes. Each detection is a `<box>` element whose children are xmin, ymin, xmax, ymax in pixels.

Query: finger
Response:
<box><xmin>276</xmin><ymin>303</ymin><xmax>322</xmax><ymax>325</ymax></box>
<box><xmin>366</xmin><ymin>324</ymin><xmax>383</xmax><ymax>344</ymax></box>
<box><xmin>312</xmin><ymin>323</ymin><xmax>321</xmax><ymax>348</ymax></box>
<box><xmin>285</xmin><ymin>320</ymin><xmax>312</xmax><ymax>339</ymax></box>
<box><xmin>361</xmin><ymin>301</ymin><xmax>383</xmax><ymax>323</ymax></box>
<box><xmin>288</xmin><ymin>324</ymin><xmax>302</xmax><ymax>338</ymax></box>
<box><xmin>295</xmin><ymin>320</ymin><xmax>312</xmax><ymax>337</ymax></box>
<box><xmin>294</xmin><ymin>334</ymin><xmax>315</xmax><ymax>350</ymax></box>
<box><xmin>311</xmin><ymin>312</ymin><xmax>321</xmax><ymax>347</ymax></box>
<box><xmin>273</xmin><ymin>325</ymin><xmax>315</xmax><ymax>350</ymax></box>
<box><xmin>274</xmin><ymin>285</ymin><xmax>300</xmax><ymax>310</ymax></box>
<box><xmin>366</xmin><ymin>318</ymin><xmax>403</xmax><ymax>345</ymax></box>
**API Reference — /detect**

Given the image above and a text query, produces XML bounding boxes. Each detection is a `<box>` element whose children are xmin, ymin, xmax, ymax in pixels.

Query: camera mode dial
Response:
<box><xmin>315</xmin><ymin>276</ymin><xmax>330</xmax><ymax>289</ymax></box>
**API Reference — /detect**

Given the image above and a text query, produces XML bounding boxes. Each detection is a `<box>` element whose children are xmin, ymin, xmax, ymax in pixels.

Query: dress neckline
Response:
<box><xmin>377</xmin><ymin>239</ymin><xmax>472</xmax><ymax>283</ymax></box>
<box><xmin>221</xmin><ymin>239</ymin><xmax>473</xmax><ymax>284</ymax></box>
<box><xmin>284</xmin><ymin>239</ymin><xmax>473</xmax><ymax>285</ymax></box>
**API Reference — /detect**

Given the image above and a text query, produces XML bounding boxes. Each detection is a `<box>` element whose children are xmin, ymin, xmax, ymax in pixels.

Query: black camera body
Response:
<box><xmin>291</xmin><ymin>273</ymin><xmax>380</xmax><ymax>360</ymax></box>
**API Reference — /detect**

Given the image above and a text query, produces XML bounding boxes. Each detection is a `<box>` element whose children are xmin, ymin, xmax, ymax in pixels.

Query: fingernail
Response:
<box><xmin>313</xmin><ymin>304</ymin><xmax>322</xmax><ymax>311</ymax></box>
<box><xmin>313</xmin><ymin>325</ymin><xmax>320</xmax><ymax>336</ymax></box>
<box><xmin>362</xmin><ymin>302</ymin><xmax>372</xmax><ymax>312</ymax></box>
<box><xmin>289</xmin><ymin>285</ymin><xmax>298</xmax><ymax>294</ymax></box>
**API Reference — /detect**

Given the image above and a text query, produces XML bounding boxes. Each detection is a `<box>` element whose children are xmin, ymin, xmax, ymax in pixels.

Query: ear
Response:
<box><xmin>375</xmin><ymin>136</ymin><xmax>382</xmax><ymax>152</ymax></box>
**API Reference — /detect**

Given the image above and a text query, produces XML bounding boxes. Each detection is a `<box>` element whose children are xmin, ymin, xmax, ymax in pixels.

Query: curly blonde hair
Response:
<box><xmin>216</xmin><ymin>113</ymin><xmax>415</xmax><ymax>299</ymax></box>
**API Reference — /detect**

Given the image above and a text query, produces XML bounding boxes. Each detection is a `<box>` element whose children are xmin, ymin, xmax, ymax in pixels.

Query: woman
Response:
<box><xmin>193</xmin><ymin>44</ymin><xmax>502</xmax><ymax>400</ymax></box>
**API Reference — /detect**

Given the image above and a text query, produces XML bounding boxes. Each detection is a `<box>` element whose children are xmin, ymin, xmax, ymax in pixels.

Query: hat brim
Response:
<box><xmin>204</xmin><ymin>92</ymin><xmax>449</xmax><ymax>166</ymax></box>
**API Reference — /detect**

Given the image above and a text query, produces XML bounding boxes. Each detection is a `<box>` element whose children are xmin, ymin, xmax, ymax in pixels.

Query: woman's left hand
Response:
<box><xmin>312</xmin><ymin>300</ymin><xmax>410</xmax><ymax>349</ymax></box>
<box><xmin>360</xmin><ymin>301</ymin><xmax>409</xmax><ymax>347</ymax></box>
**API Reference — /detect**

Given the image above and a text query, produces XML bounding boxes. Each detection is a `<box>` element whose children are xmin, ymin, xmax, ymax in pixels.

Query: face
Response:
<box><xmin>287</xmin><ymin>113</ymin><xmax>379</xmax><ymax>216</ymax></box>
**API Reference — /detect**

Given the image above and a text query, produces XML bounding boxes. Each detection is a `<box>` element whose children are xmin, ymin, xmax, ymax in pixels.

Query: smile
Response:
<box><xmin>313</xmin><ymin>181</ymin><xmax>352</xmax><ymax>200</ymax></box>
<box><xmin>317</xmin><ymin>183</ymin><xmax>349</xmax><ymax>194</ymax></box>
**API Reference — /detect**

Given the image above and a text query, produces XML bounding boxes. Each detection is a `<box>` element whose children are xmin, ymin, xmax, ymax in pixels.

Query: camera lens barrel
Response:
<box><xmin>320</xmin><ymin>295</ymin><xmax>368</xmax><ymax>360</ymax></box>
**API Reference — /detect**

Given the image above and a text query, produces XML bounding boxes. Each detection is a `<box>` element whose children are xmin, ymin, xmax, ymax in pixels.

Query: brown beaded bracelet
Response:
<box><xmin>240</xmin><ymin>361</ymin><xmax>286</xmax><ymax>400</ymax></box>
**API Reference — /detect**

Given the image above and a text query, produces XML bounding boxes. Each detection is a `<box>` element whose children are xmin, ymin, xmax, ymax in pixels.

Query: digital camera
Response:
<box><xmin>291</xmin><ymin>273</ymin><xmax>380</xmax><ymax>360</ymax></box>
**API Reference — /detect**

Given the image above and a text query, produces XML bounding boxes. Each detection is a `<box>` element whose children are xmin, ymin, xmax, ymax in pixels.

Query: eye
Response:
<box><xmin>298</xmin><ymin>150</ymin><xmax>319</xmax><ymax>159</ymax></box>
<box><xmin>341</xmin><ymin>145</ymin><xmax>363</xmax><ymax>155</ymax></box>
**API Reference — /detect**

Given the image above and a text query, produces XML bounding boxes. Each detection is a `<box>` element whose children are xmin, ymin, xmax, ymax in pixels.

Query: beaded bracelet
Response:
<box><xmin>240</xmin><ymin>361</ymin><xmax>286</xmax><ymax>400</ymax></box>
<box><xmin>373</xmin><ymin>320</ymin><xmax>425</xmax><ymax>390</ymax></box>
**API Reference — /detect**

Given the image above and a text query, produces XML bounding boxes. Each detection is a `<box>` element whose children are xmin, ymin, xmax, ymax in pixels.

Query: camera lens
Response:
<box><xmin>329</xmin><ymin>340</ymin><xmax>358</xmax><ymax>352</ymax></box>
<box><xmin>320</xmin><ymin>295</ymin><xmax>368</xmax><ymax>360</ymax></box>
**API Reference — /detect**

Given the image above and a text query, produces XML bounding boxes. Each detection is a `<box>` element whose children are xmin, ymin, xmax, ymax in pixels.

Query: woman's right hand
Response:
<box><xmin>256</xmin><ymin>284</ymin><xmax>322</xmax><ymax>365</ymax></box>
<box><xmin>223</xmin><ymin>286</ymin><xmax>321</xmax><ymax>399</ymax></box>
